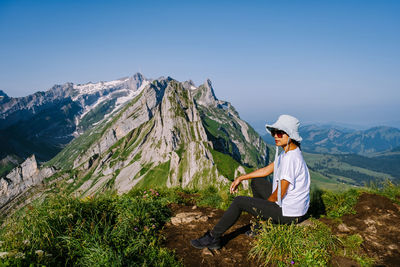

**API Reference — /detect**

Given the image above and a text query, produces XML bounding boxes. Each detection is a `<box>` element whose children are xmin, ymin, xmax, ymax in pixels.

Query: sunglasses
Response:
<box><xmin>271</xmin><ymin>129</ymin><xmax>286</xmax><ymax>138</ymax></box>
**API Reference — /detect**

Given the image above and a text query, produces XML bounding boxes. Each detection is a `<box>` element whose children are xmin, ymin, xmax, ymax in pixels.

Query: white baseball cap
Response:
<box><xmin>265</xmin><ymin>114</ymin><xmax>303</xmax><ymax>142</ymax></box>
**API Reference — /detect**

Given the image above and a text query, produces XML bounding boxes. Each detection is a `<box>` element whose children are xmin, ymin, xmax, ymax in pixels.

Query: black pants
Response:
<box><xmin>211</xmin><ymin>177</ymin><xmax>301</xmax><ymax>238</ymax></box>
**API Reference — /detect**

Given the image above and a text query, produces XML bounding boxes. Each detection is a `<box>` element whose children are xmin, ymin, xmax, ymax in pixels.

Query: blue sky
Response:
<box><xmin>1</xmin><ymin>0</ymin><xmax>399</xmax><ymax>129</ymax></box>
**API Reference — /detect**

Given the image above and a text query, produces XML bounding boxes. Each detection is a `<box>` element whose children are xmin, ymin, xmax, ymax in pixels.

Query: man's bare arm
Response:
<box><xmin>230</xmin><ymin>162</ymin><xmax>274</xmax><ymax>194</ymax></box>
<box><xmin>267</xmin><ymin>179</ymin><xmax>290</xmax><ymax>202</ymax></box>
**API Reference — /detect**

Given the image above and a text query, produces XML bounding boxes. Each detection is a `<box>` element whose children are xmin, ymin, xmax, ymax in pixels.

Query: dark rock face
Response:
<box><xmin>0</xmin><ymin>98</ymin><xmax>82</xmax><ymax>162</ymax></box>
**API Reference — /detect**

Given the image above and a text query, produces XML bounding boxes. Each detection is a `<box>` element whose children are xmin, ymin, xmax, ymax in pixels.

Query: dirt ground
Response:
<box><xmin>161</xmin><ymin>192</ymin><xmax>400</xmax><ymax>267</ymax></box>
<box><xmin>161</xmin><ymin>203</ymin><xmax>258</xmax><ymax>267</ymax></box>
<box><xmin>322</xmin><ymin>193</ymin><xmax>400</xmax><ymax>266</ymax></box>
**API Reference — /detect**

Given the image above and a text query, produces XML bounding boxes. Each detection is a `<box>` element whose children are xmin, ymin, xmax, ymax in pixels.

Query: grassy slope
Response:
<box><xmin>303</xmin><ymin>152</ymin><xmax>395</xmax><ymax>186</ymax></box>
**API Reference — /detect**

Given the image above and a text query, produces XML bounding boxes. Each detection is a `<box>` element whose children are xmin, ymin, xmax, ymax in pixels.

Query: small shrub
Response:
<box><xmin>250</xmin><ymin>219</ymin><xmax>339</xmax><ymax>266</ymax></box>
<box><xmin>321</xmin><ymin>189</ymin><xmax>360</xmax><ymax>218</ymax></box>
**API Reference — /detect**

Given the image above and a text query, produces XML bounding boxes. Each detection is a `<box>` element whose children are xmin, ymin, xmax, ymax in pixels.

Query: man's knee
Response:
<box><xmin>232</xmin><ymin>196</ymin><xmax>245</xmax><ymax>204</ymax></box>
<box><xmin>250</xmin><ymin>179</ymin><xmax>259</xmax><ymax>192</ymax></box>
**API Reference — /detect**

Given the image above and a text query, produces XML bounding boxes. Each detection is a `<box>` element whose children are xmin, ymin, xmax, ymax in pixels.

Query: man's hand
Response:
<box><xmin>230</xmin><ymin>177</ymin><xmax>242</xmax><ymax>194</ymax></box>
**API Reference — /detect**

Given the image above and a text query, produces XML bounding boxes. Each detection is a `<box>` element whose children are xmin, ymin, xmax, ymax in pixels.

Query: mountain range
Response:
<box><xmin>0</xmin><ymin>73</ymin><xmax>148</xmax><ymax>165</ymax></box>
<box><xmin>262</xmin><ymin>124</ymin><xmax>400</xmax><ymax>156</ymax></box>
<box><xmin>0</xmin><ymin>74</ymin><xmax>268</xmax><ymax>209</ymax></box>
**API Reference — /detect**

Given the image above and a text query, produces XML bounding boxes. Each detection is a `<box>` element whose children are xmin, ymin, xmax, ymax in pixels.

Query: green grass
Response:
<box><xmin>209</xmin><ymin>148</ymin><xmax>254</xmax><ymax>181</ymax></box>
<box><xmin>2</xmin><ymin>182</ymin><xmax>399</xmax><ymax>266</ymax></box>
<box><xmin>136</xmin><ymin>160</ymin><xmax>171</xmax><ymax>188</ymax></box>
<box><xmin>321</xmin><ymin>189</ymin><xmax>360</xmax><ymax>218</ymax></box>
<box><xmin>0</xmin><ymin>191</ymin><xmax>181</xmax><ymax>266</ymax></box>
<box><xmin>309</xmin><ymin>169</ymin><xmax>354</xmax><ymax>192</ymax></box>
<box><xmin>0</xmin><ymin>161</ymin><xmax>16</xmax><ymax>178</ymax></box>
<box><xmin>250</xmin><ymin>219</ymin><xmax>339</xmax><ymax>266</ymax></box>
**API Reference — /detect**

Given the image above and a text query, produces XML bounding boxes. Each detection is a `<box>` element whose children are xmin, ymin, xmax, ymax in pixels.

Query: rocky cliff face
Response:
<box><xmin>47</xmin><ymin>77</ymin><xmax>268</xmax><ymax>197</ymax></box>
<box><xmin>0</xmin><ymin>155</ymin><xmax>55</xmax><ymax>208</ymax></box>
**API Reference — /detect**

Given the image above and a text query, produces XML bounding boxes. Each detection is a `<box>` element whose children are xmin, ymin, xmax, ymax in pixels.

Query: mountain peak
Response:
<box><xmin>0</xmin><ymin>90</ymin><xmax>8</xmax><ymax>98</ymax></box>
<box><xmin>131</xmin><ymin>72</ymin><xmax>145</xmax><ymax>82</ymax></box>
<box><xmin>182</xmin><ymin>80</ymin><xmax>196</xmax><ymax>90</ymax></box>
<box><xmin>0</xmin><ymin>90</ymin><xmax>9</xmax><ymax>102</ymax></box>
<box><xmin>192</xmin><ymin>79</ymin><xmax>218</xmax><ymax>107</ymax></box>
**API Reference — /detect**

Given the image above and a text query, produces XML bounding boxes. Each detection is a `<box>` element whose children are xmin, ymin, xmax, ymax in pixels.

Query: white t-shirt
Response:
<box><xmin>272</xmin><ymin>147</ymin><xmax>310</xmax><ymax>217</ymax></box>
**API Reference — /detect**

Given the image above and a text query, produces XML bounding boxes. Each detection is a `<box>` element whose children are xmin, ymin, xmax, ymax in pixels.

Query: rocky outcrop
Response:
<box><xmin>194</xmin><ymin>83</ymin><xmax>268</xmax><ymax>168</ymax></box>
<box><xmin>192</xmin><ymin>79</ymin><xmax>218</xmax><ymax>107</ymax></box>
<box><xmin>0</xmin><ymin>155</ymin><xmax>55</xmax><ymax>208</ymax></box>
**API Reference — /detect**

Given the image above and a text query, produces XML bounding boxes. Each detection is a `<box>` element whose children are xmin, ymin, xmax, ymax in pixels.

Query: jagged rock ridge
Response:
<box><xmin>0</xmin><ymin>155</ymin><xmax>55</xmax><ymax>208</ymax></box>
<box><xmin>47</xmin><ymin>77</ymin><xmax>268</xmax><ymax>197</ymax></box>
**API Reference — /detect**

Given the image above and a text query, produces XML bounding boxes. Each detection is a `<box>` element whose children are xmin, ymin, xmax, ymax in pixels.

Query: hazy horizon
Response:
<box><xmin>1</xmin><ymin>0</ymin><xmax>399</xmax><ymax>128</ymax></box>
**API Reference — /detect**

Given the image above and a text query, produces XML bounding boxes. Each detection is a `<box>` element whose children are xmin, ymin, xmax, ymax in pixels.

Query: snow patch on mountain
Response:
<box><xmin>104</xmin><ymin>80</ymin><xmax>150</xmax><ymax>120</ymax></box>
<box><xmin>72</xmin><ymin>78</ymin><xmax>128</xmax><ymax>97</ymax></box>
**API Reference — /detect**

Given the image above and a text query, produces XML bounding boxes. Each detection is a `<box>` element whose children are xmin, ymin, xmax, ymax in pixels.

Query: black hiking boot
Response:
<box><xmin>190</xmin><ymin>231</ymin><xmax>221</xmax><ymax>250</ymax></box>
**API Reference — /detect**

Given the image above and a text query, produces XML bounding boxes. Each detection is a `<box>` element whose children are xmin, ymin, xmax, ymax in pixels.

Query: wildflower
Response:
<box><xmin>35</xmin><ymin>250</ymin><xmax>44</xmax><ymax>257</ymax></box>
<box><xmin>152</xmin><ymin>224</ymin><xmax>156</xmax><ymax>229</ymax></box>
<box><xmin>23</xmin><ymin>239</ymin><xmax>30</xmax><ymax>246</ymax></box>
<box><xmin>291</xmin><ymin>260</ymin><xmax>295</xmax><ymax>264</ymax></box>
<box><xmin>144</xmin><ymin>191</ymin><xmax>147</xmax><ymax>194</ymax></box>
<box><xmin>134</xmin><ymin>227</ymin><xmax>138</xmax><ymax>231</ymax></box>
<box><xmin>15</xmin><ymin>252</ymin><xmax>25</xmax><ymax>259</ymax></box>
<box><xmin>0</xmin><ymin>252</ymin><xmax>9</xmax><ymax>259</ymax></box>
